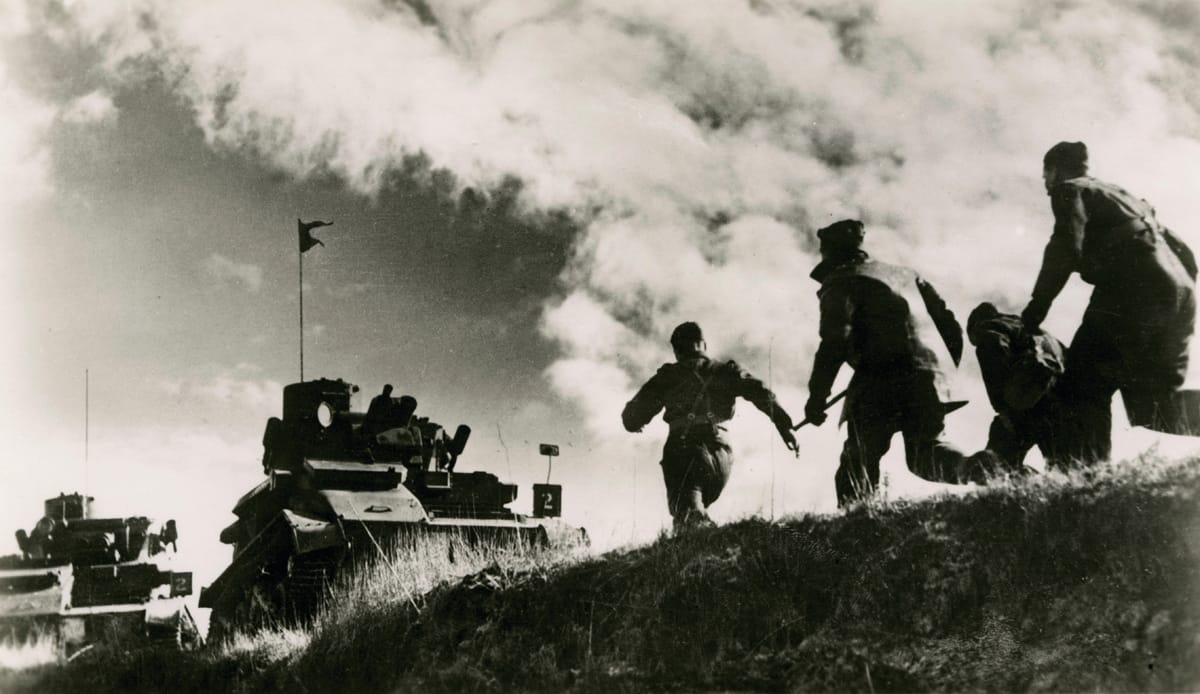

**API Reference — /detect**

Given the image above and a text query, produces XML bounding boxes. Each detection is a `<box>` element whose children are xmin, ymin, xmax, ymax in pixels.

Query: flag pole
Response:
<box><xmin>296</xmin><ymin>218</ymin><xmax>330</xmax><ymax>383</ymax></box>
<box><xmin>299</xmin><ymin>246</ymin><xmax>305</xmax><ymax>382</ymax></box>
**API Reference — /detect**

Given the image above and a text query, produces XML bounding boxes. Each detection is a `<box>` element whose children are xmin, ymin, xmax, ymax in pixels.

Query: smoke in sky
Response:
<box><xmin>7</xmin><ymin>0</ymin><xmax>1200</xmax><ymax>534</ymax></box>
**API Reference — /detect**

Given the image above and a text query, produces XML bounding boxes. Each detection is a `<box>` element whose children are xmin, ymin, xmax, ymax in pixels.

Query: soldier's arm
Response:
<box><xmin>621</xmin><ymin>369</ymin><xmax>667</xmax><ymax>433</ymax></box>
<box><xmin>727</xmin><ymin>361</ymin><xmax>795</xmax><ymax>431</ymax></box>
<box><xmin>916</xmin><ymin>277</ymin><xmax>964</xmax><ymax>366</ymax></box>
<box><xmin>1024</xmin><ymin>185</ymin><xmax>1086</xmax><ymax>328</ymax></box>
<box><xmin>808</xmin><ymin>285</ymin><xmax>852</xmax><ymax>405</ymax></box>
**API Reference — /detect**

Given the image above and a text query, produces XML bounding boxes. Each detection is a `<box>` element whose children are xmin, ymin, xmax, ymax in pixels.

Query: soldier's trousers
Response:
<box><xmin>660</xmin><ymin>431</ymin><xmax>732</xmax><ymax>528</ymax></box>
<box><xmin>985</xmin><ymin>397</ymin><xmax>1070</xmax><ymax>470</ymax></box>
<box><xmin>1059</xmin><ymin>251</ymin><xmax>1194</xmax><ymax>465</ymax></box>
<box><xmin>836</xmin><ymin>383</ymin><xmax>965</xmax><ymax>507</ymax></box>
<box><xmin>984</xmin><ymin>410</ymin><xmax>1070</xmax><ymax>470</ymax></box>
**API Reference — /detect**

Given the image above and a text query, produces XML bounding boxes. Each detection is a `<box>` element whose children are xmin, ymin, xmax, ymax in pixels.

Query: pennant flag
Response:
<box><xmin>298</xmin><ymin>219</ymin><xmax>332</xmax><ymax>253</ymax></box>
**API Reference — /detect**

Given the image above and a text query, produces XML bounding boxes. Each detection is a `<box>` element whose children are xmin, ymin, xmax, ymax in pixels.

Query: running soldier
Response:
<box><xmin>622</xmin><ymin>322</ymin><xmax>798</xmax><ymax>530</ymax></box>
<box><xmin>805</xmin><ymin>219</ymin><xmax>969</xmax><ymax>506</ymax></box>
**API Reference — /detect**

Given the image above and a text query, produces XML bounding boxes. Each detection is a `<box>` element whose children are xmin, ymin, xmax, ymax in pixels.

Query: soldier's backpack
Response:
<box><xmin>1161</xmin><ymin>227</ymin><xmax>1198</xmax><ymax>280</ymax></box>
<box><xmin>1003</xmin><ymin>332</ymin><xmax>1066</xmax><ymax>411</ymax></box>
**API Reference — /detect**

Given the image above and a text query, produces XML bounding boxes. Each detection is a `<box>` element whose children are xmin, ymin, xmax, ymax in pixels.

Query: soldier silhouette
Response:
<box><xmin>622</xmin><ymin>322</ymin><xmax>798</xmax><ymax>531</ymax></box>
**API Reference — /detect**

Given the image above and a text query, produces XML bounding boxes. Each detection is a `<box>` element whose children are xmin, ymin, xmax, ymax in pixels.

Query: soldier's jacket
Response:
<box><xmin>808</xmin><ymin>257</ymin><xmax>964</xmax><ymax>410</ymax></box>
<box><xmin>622</xmin><ymin>354</ymin><xmax>792</xmax><ymax>437</ymax></box>
<box><xmin>1027</xmin><ymin>175</ymin><xmax>1195</xmax><ymax>323</ymax></box>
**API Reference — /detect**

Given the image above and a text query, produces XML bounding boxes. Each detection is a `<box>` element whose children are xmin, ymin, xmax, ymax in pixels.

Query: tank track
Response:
<box><xmin>145</xmin><ymin>608</ymin><xmax>201</xmax><ymax>650</ymax></box>
<box><xmin>206</xmin><ymin>547</ymin><xmax>344</xmax><ymax>643</ymax></box>
<box><xmin>280</xmin><ymin>548</ymin><xmax>344</xmax><ymax>622</ymax></box>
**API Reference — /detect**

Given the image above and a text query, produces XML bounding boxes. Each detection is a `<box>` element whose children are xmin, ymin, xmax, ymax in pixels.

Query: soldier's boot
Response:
<box><xmin>959</xmin><ymin>450</ymin><xmax>1005</xmax><ymax>485</ymax></box>
<box><xmin>672</xmin><ymin>509</ymin><xmax>716</xmax><ymax>533</ymax></box>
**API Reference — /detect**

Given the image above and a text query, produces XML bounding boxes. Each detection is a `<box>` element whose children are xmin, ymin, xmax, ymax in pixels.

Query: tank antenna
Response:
<box><xmin>299</xmin><ymin>241</ymin><xmax>305</xmax><ymax>382</ymax></box>
<box><xmin>84</xmin><ymin>368</ymin><xmax>89</xmax><ymax>500</ymax></box>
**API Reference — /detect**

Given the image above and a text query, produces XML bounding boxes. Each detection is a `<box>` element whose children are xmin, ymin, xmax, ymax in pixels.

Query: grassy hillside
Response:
<box><xmin>6</xmin><ymin>455</ymin><xmax>1199</xmax><ymax>693</ymax></box>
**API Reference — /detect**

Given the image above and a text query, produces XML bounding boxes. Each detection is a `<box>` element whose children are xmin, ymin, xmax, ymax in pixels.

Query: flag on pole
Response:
<box><xmin>298</xmin><ymin>219</ymin><xmax>332</xmax><ymax>253</ymax></box>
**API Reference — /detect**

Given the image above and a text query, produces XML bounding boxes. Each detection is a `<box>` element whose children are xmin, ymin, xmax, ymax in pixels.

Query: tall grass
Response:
<box><xmin>2</xmin><ymin>529</ymin><xmax>584</xmax><ymax>693</ymax></box>
<box><xmin>0</xmin><ymin>632</ymin><xmax>60</xmax><ymax>671</ymax></box>
<box><xmin>288</xmin><ymin>529</ymin><xmax>587</xmax><ymax>690</ymax></box>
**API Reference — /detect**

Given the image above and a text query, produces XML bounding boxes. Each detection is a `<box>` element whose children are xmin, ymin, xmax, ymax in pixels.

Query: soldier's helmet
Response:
<box><xmin>816</xmin><ymin>219</ymin><xmax>865</xmax><ymax>258</ymax></box>
<box><xmin>670</xmin><ymin>322</ymin><xmax>704</xmax><ymax>351</ymax></box>
<box><xmin>1043</xmin><ymin>141</ymin><xmax>1088</xmax><ymax>176</ymax></box>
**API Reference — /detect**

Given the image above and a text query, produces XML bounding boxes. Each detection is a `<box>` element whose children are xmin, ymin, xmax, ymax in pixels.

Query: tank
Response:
<box><xmin>0</xmin><ymin>493</ymin><xmax>200</xmax><ymax>655</ymax></box>
<box><xmin>200</xmin><ymin>378</ymin><xmax>586</xmax><ymax>640</ymax></box>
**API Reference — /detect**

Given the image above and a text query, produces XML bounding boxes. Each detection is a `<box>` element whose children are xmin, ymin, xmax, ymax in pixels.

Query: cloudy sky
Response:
<box><xmin>3</xmin><ymin>0</ymin><xmax>1200</xmax><ymax>603</ymax></box>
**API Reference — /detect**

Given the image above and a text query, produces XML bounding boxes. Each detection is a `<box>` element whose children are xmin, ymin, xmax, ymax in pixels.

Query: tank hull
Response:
<box><xmin>0</xmin><ymin>564</ymin><xmax>200</xmax><ymax>655</ymax></box>
<box><xmin>200</xmin><ymin>495</ymin><xmax>584</xmax><ymax>642</ymax></box>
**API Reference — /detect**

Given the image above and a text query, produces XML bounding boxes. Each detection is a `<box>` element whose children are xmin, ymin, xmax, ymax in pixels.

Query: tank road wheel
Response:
<box><xmin>281</xmin><ymin>548</ymin><xmax>344</xmax><ymax>625</ymax></box>
<box><xmin>250</xmin><ymin>580</ymin><xmax>287</xmax><ymax>627</ymax></box>
<box><xmin>148</xmin><ymin>608</ymin><xmax>201</xmax><ymax>650</ymax></box>
<box><xmin>233</xmin><ymin>578</ymin><xmax>287</xmax><ymax>632</ymax></box>
<box><xmin>207</xmin><ymin>575</ymin><xmax>286</xmax><ymax>642</ymax></box>
<box><xmin>145</xmin><ymin>613</ymin><xmax>184</xmax><ymax>649</ymax></box>
<box><xmin>206</xmin><ymin>603</ymin><xmax>236</xmax><ymax>645</ymax></box>
<box><xmin>178</xmin><ymin>608</ymin><xmax>202</xmax><ymax>650</ymax></box>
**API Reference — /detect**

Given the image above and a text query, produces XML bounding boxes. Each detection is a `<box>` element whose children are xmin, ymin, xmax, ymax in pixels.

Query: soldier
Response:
<box><xmin>362</xmin><ymin>384</ymin><xmax>394</xmax><ymax>442</ymax></box>
<box><xmin>966</xmin><ymin>302</ymin><xmax>1068</xmax><ymax>474</ymax></box>
<box><xmin>622</xmin><ymin>322</ymin><xmax>798</xmax><ymax>531</ymax></box>
<box><xmin>804</xmin><ymin>219</ymin><xmax>968</xmax><ymax>506</ymax></box>
<box><xmin>1021</xmin><ymin>142</ymin><xmax>1197</xmax><ymax>464</ymax></box>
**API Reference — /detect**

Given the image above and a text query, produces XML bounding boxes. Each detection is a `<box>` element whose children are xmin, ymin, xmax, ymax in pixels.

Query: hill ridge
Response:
<box><xmin>7</xmin><ymin>456</ymin><xmax>1200</xmax><ymax>693</ymax></box>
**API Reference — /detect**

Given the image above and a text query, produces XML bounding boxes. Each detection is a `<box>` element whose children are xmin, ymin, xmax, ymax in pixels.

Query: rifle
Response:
<box><xmin>791</xmin><ymin>389</ymin><xmax>847</xmax><ymax>431</ymax></box>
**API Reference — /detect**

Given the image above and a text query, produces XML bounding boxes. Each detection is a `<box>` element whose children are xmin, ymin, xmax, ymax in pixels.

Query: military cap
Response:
<box><xmin>1043</xmin><ymin>141</ymin><xmax>1088</xmax><ymax>175</ymax></box>
<box><xmin>967</xmin><ymin>302</ymin><xmax>1000</xmax><ymax>334</ymax></box>
<box><xmin>817</xmin><ymin>219</ymin><xmax>865</xmax><ymax>256</ymax></box>
<box><xmin>670</xmin><ymin>321</ymin><xmax>704</xmax><ymax>350</ymax></box>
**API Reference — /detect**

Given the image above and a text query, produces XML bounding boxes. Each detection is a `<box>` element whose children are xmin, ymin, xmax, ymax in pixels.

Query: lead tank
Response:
<box><xmin>200</xmin><ymin>378</ymin><xmax>585</xmax><ymax>640</ymax></box>
<box><xmin>0</xmin><ymin>493</ymin><xmax>199</xmax><ymax>654</ymax></box>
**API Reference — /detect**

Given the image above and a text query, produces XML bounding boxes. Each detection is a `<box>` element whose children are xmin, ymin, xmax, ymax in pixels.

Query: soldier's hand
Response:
<box><xmin>1020</xmin><ymin>303</ymin><xmax>1046</xmax><ymax>331</ymax></box>
<box><xmin>804</xmin><ymin>397</ymin><xmax>828</xmax><ymax>426</ymax></box>
<box><xmin>779</xmin><ymin>428</ymin><xmax>799</xmax><ymax>457</ymax></box>
<box><xmin>1012</xmin><ymin>328</ymin><xmax>1036</xmax><ymax>354</ymax></box>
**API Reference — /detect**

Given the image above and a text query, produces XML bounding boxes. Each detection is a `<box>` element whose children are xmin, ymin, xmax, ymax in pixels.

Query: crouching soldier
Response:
<box><xmin>805</xmin><ymin>219</ymin><xmax>969</xmax><ymax>506</ymax></box>
<box><xmin>622</xmin><ymin>322</ymin><xmax>798</xmax><ymax>531</ymax></box>
<box><xmin>965</xmin><ymin>302</ymin><xmax>1069</xmax><ymax>476</ymax></box>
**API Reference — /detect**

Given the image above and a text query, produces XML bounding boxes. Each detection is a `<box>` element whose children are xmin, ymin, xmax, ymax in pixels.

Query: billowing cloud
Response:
<box><xmin>0</xmin><ymin>61</ymin><xmax>54</xmax><ymax>204</ymax></box>
<box><xmin>0</xmin><ymin>6</ymin><xmax>71</xmax><ymax>476</ymax></box>
<box><xmin>10</xmin><ymin>0</ymin><xmax>1200</xmax><ymax>529</ymax></box>
<box><xmin>59</xmin><ymin>90</ymin><xmax>117</xmax><ymax>124</ymax></box>
<box><xmin>325</xmin><ymin>282</ymin><xmax>374</xmax><ymax>298</ymax></box>
<box><xmin>201</xmin><ymin>252</ymin><xmax>263</xmax><ymax>292</ymax></box>
<box><xmin>159</xmin><ymin>373</ymin><xmax>282</xmax><ymax>414</ymax></box>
